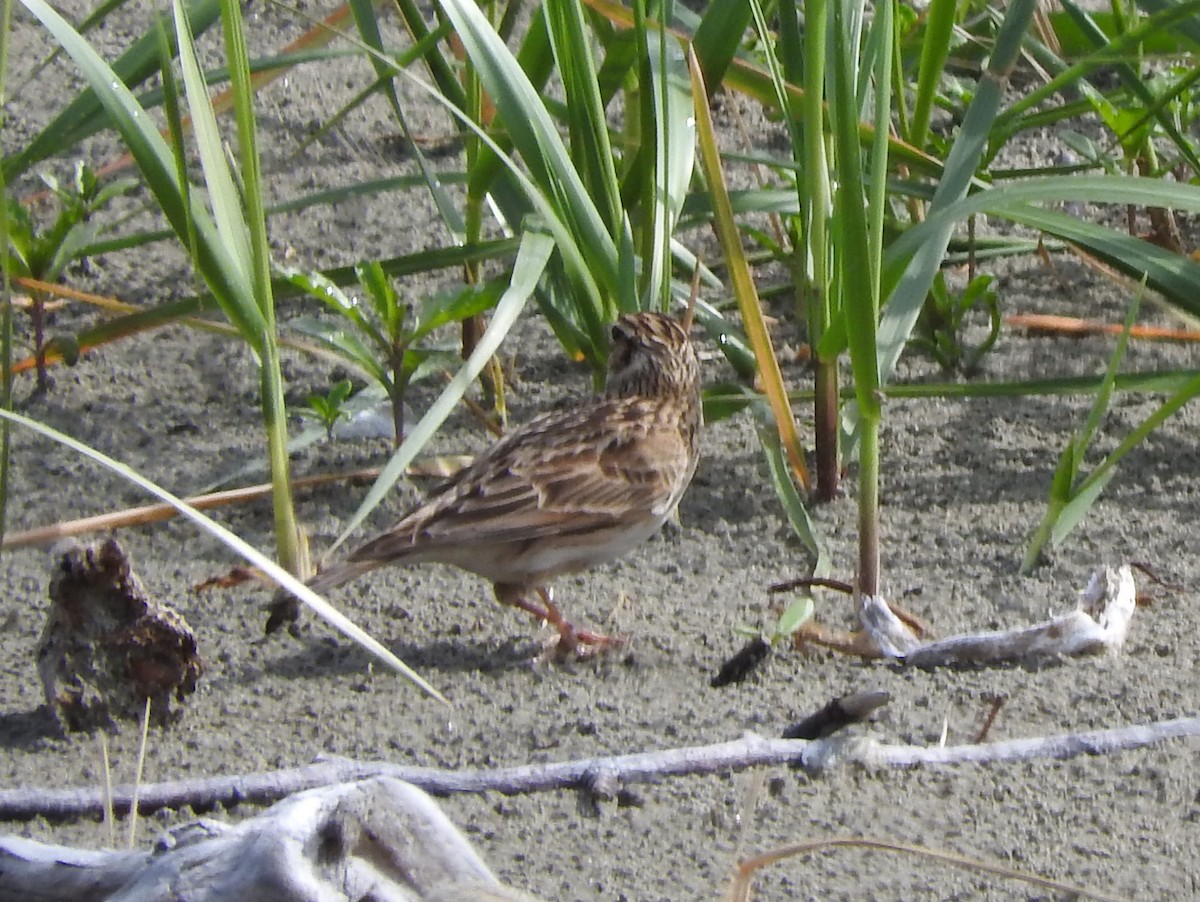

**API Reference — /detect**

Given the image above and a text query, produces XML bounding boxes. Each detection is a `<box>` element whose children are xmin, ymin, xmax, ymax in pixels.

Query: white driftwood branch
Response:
<box><xmin>859</xmin><ymin>566</ymin><xmax>1138</xmax><ymax>666</ymax></box>
<box><xmin>2</xmin><ymin>714</ymin><xmax>1199</xmax><ymax>823</ymax></box>
<box><xmin>0</xmin><ymin>778</ymin><xmax>534</xmax><ymax>902</ymax></box>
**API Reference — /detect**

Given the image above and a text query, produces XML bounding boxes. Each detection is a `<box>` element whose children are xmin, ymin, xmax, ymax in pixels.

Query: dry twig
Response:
<box><xmin>3</xmin><ymin>714</ymin><xmax>1199</xmax><ymax>822</ymax></box>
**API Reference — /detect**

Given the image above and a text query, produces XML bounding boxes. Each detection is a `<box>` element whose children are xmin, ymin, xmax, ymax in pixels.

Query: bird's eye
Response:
<box><xmin>610</xmin><ymin>324</ymin><xmax>625</xmax><ymax>343</ymax></box>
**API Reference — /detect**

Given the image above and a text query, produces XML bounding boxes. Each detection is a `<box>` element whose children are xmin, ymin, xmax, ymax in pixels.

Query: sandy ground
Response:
<box><xmin>4</xmin><ymin>3</ymin><xmax>1200</xmax><ymax>899</ymax></box>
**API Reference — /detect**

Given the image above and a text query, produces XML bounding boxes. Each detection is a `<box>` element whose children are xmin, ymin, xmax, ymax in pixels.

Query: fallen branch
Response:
<box><xmin>3</xmin><ymin>714</ymin><xmax>1199</xmax><ymax>822</ymax></box>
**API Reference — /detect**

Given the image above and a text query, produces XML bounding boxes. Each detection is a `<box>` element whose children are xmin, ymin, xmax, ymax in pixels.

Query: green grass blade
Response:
<box><xmin>347</xmin><ymin>0</ymin><xmax>464</xmax><ymax>241</ymax></box>
<box><xmin>884</xmin><ymin>174</ymin><xmax>1200</xmax><ymax>319</ymax></box>
<box><xmin>1059</xmin><ymin>0</ymin><xmax>1200</xmax><ymax>175</ymax></box>
<box><xmin>996</xmin><ymin>0</ymin><xmax>1200</xmax><ymax>142</ymax></box>
<box><xmin>689</xmin><ymin>0</ymin><xmax>752</xmax><ymax>92</ymax></box>
<box><xmin>1048</xmin><ymin>469</ymin><xmax>1116</xmax><ymax>549</ymax></box>
<box><xmin>908</xmin><ymin>0</ymin><xmax>956</xmax><ymax>149</ymax></box>
<box><xmin>173</xmin><ymin>0</ymin><xmax>253</xmax><ymax>301</ymax></box>
<box><xmin>543</xmin><ymin>0</ymin><xmax>622</xmax><ymax>238</ymax></box>
<box><xmin>756</xmin><ymin>405</ymin><xmax>829</xmax><ymax>575</ymax></box>
<box><xmin>437</xmin><ymin>0</ymin><xmax>617</xmax><ymax>319</ymax></box>
<box><xmin>1021</xmin><ymin>444</ymin><xmax>1079</xmax><ymax>573</ymax></box>
<box><xmin>0</xmin><ymin>408</ymin><xmax>444</xmax><ymax>702</ymax></box>
<box><xmin>866</xmin><ymin>369</ymin><xmax>1200</xmax><ymax>400</ymax></box>
<box><xmin>1039</xmin><ymin>331</ymin><xmax>1200</xmax><ymax>558</ymax></box>
<box><xmin>390</xmin><ymin>0</ymin><xmax>465</xmax><ymax>111</ymax></box>
<box><xmin>643</xmin><ymin>32</ymin><xmax>694</xmax><ymax>310</ymax></box>
<box><xmin>214</xmin><ymin>0</ymin><xmax>302</xmax><ymax>576</ymax></box>
<box><xmin>864</xmin><ymin>0</ymin><xmax>892</xmax><ymax>284</ymax></box>
<box><xmin>831</xmin><ymin>0</ymin><xmax>880</xmax><ymax>419</ymax></box>
<box><xmin>329</xmin><ymin>230</ymin><xmax>554</xmax><ymax>554</ymax></box>
<box><xmin>1080</xmin><ymin>291</ymin><xmax>1143</xmax><ymax>450</ymax></box>
<box><xmin>1022</xmin><ymin>291</ymin><xmax>1143</xmax><ymax>571</ymax></box>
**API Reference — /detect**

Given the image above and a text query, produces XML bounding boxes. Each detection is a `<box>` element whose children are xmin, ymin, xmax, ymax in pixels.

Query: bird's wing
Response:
<box><xmin>347</xmin><ymin>399</ymin><xmax>690</xmax><ymax>563</ymax></box>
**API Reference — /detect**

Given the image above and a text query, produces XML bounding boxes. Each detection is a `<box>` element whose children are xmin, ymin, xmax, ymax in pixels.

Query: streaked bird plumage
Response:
<box><xmin>267</xmin><ymin>311</ymin><xmax>702</xmax><ymax>652</ymax></box>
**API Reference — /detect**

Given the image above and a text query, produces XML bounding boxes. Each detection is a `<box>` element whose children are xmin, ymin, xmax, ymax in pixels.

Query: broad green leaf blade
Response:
<box><xmin>643</xmin><ymin>36</ymin><xmax>695</xmax><ymax>311</ymax></box>
<box><xmin>690</xmin><ymin>0</ymin><xmax>753</xmax><ymax>93</ymax></box>
<box><xmin>277</xmin><ymin>266</ymin><xmax>377</xmax><ymax>336</ymax></box>
<box><xmin>775</xmin><ymin>596</ymin><xmax>816</xmax><ymax>640</ymax></box>
<box><xmin>356</xmin><ymin>261</ymin><xmax>402</xmax><ymax>337</ymax></box>
<box><xmin>330</xmin><ymin>230</ymin><xmax>555</xmax><ymax>553</ymax></box>
<box><xmin>172</xmin><ymin>0</ymin><xmax>253</xmax><ymax>296</ymax></box>
<box><xmin>0</xmin><ymin>408</ymin><xmax>444</xmax><ymax>702</ymax></box>
<box><xmin>288</xmin><ymin>316</ymin><xmax>389</xmax><ymax>385</ymax></box>
<box><xmin>412</xmin><ymin>281</ymin><xmax>503</xmax><ymax>341</ymax></box>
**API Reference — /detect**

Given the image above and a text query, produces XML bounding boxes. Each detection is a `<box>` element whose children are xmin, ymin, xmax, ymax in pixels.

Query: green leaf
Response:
<box><xmin>774</xmin><ymin>595</ymin><xmax>816</xmax><ymax>641</ymax></box>
<box><xmin>288</xmin><ymin>316</ymin><xmax>389</xmax><ymax>387</ymax></box>
<box><xmin>436</xmin><ymin>0</ymin><xmax>616</xmax><ymax>338</ymax></box>
<box><xmin>19</xmin><ymin>0</ymin><xmax>259</xmax><ymax>340</ymax></box>
<box><xmin>412</xmin><ymin>281</ymin><xmax>503</xmax><ymax>342</ymax></box>
<box><xmin>4</xmin><ymin>0</ymin><xmax>223</xmax><ymax>181</ymax></box>
<box><xmin>756</xmin><ymin>404</ymin><xmax>829</xmax><ymax>576</ymax></box>
<box><xmin>356</xmin><ymin>261</ymin><xmax>403</xmax><ymax>338</ymax></box>
<box><xmin>173</xmin><ymin>0</ymin><xmax>252</xmax><ymax>296</ymax></box>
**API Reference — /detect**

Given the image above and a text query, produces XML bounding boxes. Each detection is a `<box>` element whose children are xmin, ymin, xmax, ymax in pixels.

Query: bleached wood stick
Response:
<box><xmin>2</xmin><ymin>714</ymin><xmax>1198</xmax><ymax>822</ymax></box>
<box><xmin>859</xmin><ymin>566</ymin><xmax>1138</xmax><ymax>667</ymax></box>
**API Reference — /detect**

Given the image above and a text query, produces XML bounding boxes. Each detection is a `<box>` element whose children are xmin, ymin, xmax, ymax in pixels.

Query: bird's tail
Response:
<box><xmin>264</xmin><ymin>558</ymin><xmax>380</xmax><ymax>635</ymax></box>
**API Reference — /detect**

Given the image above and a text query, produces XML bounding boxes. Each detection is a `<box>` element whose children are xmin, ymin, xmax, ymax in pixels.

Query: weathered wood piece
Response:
<box><xmin>0</xmin><ymin>778</ymin><xmax>538</xmax><ymax>902</ymax></box>
<box><xmin>859</xmin><ymin>565</ymin><xmax>1137</xmax><ymax>667</ymax></box>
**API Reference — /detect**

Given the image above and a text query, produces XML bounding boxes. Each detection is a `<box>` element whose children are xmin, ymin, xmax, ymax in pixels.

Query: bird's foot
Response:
<box><xmin>543</xmin><ymin>622</ymin><xmax>626</xmax><ymax>661</ymax></box>
<box><xmin>495</xmin><ymin>584</ymin><xmax>626</xmax><ymax>661</ymax></box>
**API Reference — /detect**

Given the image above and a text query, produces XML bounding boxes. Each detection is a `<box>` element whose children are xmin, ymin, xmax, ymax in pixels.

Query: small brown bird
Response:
<box><xmin>267</xmin><ymin>311</ymin><xmax>702</xmax><ymax>652</ymax></box>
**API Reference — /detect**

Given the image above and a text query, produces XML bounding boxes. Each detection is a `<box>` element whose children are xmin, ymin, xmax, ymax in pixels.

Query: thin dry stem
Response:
<box><xmin>728</xmin><ymin>836</ymin><xmax>1124</xmax><ymax>902</ymax></box>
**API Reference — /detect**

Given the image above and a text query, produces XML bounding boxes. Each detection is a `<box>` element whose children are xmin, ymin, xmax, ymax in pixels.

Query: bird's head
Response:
<box><xmin>605</xmin><ymin>312</ymin><xmax>700</xmax><ymax>400</ymax></box>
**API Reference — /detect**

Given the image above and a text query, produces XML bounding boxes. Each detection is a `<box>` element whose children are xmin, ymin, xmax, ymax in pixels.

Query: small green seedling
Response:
<box><xmin>293</xmin><ymin>378</ymin><xmax>354</xmax><ymax>439</ymax></box>
<box><xmin>281</xmin><ymin>261</ymin><xmax>499</xmax><ymax>446</ymax></box>
<box><xmin>912</xmin><ymin>272</ymin><xmax>1000</xmax><ymax>374</ymax></box>
<box><xmin>4</xmin><ymin>162</ymin><xmax>135</xmax><ymax>392</ymax></box>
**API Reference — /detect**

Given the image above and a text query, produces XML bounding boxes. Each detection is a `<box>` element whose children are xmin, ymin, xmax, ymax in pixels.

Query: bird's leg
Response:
<box><xmin>493</xmin><ymin>584</ymin><xmax>618</xmax><ymax>655</ymax></box>
<box><xmin>532</xmin><ymin>587</ymin><xmax>623</xmax><ymax>655</ymax></box>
